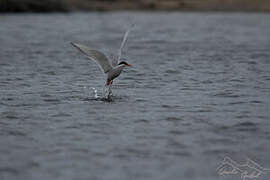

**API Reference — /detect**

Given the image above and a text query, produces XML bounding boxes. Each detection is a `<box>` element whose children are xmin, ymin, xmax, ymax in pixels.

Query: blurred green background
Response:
<box><xmin>1</xmin><ymin>0</ymin><xmax>270</xmax><ymax>12</ymax></box>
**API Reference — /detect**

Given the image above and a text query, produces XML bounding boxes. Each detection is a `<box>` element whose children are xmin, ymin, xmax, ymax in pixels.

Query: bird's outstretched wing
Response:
<box><xmin>110</xmin><ymin>54</ymin><xmax>119</xmax><ymax>67</ymax></box>
<box><xmin>71</xmin><ymin>42</ymin><xmax>113</xmax><ymax>73</ymax></box>
<box><xmin>116</xmin><ymin>24</ymin><xmax>135</xmax><ymax>64</ymax></box>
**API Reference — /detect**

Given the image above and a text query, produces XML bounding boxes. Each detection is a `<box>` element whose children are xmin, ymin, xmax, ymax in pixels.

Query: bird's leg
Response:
<box><xmin>106</xmin><ymin>80</ymin><xmax>113</xmax><ymax>86</ymax></box>
<box><xmin>104</xmin><ymin>80</ymin><xmax>113</xmax><ymax>99</ymax></box>
<box><xmin>106</xmin><ymin>80</ymin><xmax>111</xmax><ymax>86</ymax></box>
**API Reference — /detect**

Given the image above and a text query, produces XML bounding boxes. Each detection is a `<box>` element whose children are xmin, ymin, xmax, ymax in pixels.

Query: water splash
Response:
<box><xmin>92</xmin><ymin>87</ymin><xmax>100</xmax><ymax>99</ymax></box>
<box><xmin>103</xmin><ymin>84</ymin><xmax>113</xmax><ymax>99</ymax></box>
<box><xmin>83</xmin><ymin>85</ymin><xmax>113</xmax><ymax>101</ymax></box>
<box><xmin>83</xmin><ymin>86</ymin><xmax>100</xmax><ymax>99</ymax></box>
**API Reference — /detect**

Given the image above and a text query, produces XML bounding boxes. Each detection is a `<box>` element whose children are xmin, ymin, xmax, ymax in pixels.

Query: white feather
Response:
<box><xmin>117</xmin><ymin>24</ymin><xmax>135</xmax><ymax>63</ymax></box>
<box><xmin>71</xmin><ymin>42</ymin><xmax>113</xmax><ymax>73</ymax></box>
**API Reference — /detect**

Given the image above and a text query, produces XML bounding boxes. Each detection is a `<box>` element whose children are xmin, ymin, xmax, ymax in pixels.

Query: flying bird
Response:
<box><xmin>71</xmin><ymin>24</ymin><xmax>134</xmax><ymax>86</ymax></box>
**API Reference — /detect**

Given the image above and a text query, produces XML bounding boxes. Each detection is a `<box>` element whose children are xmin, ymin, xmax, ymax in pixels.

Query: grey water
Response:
<box><xmin>0</xmin><ymin>12</ymin><xmax>270</xmax><ymax>180</ymax></box>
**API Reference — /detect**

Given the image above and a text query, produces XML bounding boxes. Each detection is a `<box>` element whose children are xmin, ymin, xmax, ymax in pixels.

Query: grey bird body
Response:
<box><xmin>107</xmin><ymin>64</ymin><xmax>126</xmax><ymax>81</ymax></box>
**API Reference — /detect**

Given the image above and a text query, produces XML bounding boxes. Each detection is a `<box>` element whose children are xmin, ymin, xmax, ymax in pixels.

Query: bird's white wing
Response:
<box><xmin>71</xmin><ymin>42</ymin><xmax>113</xmax><ymax>73</ymax></box>
<box><xmin>117</xmin><ymin>24</ymin><xmax>135</xmax><ymax>63</ymax></box>
<box><xmin>110</xmin><ymin>54</ymin><xmax>119</xmax><ymax>67</ymax></box>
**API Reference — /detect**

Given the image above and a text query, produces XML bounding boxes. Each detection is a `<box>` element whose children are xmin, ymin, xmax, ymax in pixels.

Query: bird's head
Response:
<box><xmin>118</xmin><ymin>61</ymin><xmax>132</xmax><ymax>67</ymax></box>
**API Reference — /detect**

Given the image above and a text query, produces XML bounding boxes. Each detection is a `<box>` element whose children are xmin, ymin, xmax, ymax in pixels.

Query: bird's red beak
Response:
<box><xmin>127</xmin><ymin>64</ymin><xmax>132</xmax><ymax>67</ymax></box>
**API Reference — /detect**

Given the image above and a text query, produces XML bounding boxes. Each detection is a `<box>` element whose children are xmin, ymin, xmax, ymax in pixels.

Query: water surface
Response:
<box><xmin>0</xmin><ymin>12</ymin><xmax>270</xmax><ymax>180</ymax></box>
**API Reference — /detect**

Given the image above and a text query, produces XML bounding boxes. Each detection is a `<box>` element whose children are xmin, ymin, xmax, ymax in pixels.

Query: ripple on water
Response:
<box><xmin>5</xmin><ymin>130</ymin><xmax>27</xmax><ymax>137</ymax></box>
<box><xmin>164</xmin><ymin>69</ymin><xmax>180</xmax><ymax>74</ymax></box>
<box><xmin>165</xmin><ymin>144</ymin><xmax>191</xmax><ymax>157</ymax></box>
<box><xmin>216</xmin><ymin>121</ymin><xmax>259</xmax><ymax>133</ymax></box>
<box><xmin>161</xmin><ymin>104</ymin><xmax>181</xmax><ymax>109</ymax></box>
<box><xmin>135</xmin><ymin>98</ymin><xmax>147</xmax><ymax>102</ymax></box>
<box><xmin>0</xmin><ymin>167</ymin><xmax>20</xmax><ymax>175</ymax></box>
<box><xmin>43</xmin><ymin>71</ymin><xmax>56</xmax><ymax>75</ymax></box>
<box><xmin>228</xmin><ymin>101</ymin><xmax>245</xmax><ymax>105</ymax></box>
<box><xmin>203</xmin><ymin>148</ymin><xmax>236</xmax><ymax>156</ymax></box>
<box><xmin>43</xmin><ymin>98</ymin><xmax>61</xmax><ymax>103</ymax></box>
<box><xmin>4</xmin><ymin>114</ymin><xmax>18</xmax><ymax>120</ymax></box>
<box><xmin>232</xmin><ymin>122</ymin><xmax>258</xmax><ymax>132</ymax></box>
<box><xmin>213</xmin><ymin>91</ymin><xmax>241</xmax><ymax>98</ymax></box>
<box><xmin>167</xmin><ymin>139</ymin><xmax>187</xmax><ymax>149</ymax></box>
<box><xmin>52</xmin><ymin>112</ymin><xmax>72</xmax><ymax>118</ymax></box>
<box><xmin>166</xmin><ymin>116</ymin><xmax>183</xmax><ymax>122</ymax></box>
<box><xmin>168</xmin><ymin>130</ymin><xmax>185</xmax><ymax>135</ymax></box>
<box><xmin>249</xmin><ymin>100</ymin><xmax>263</xmax><ymax>104</ymax></box>
<box><xmin>206</xmin><ymin>138</ymin><xmax>238</xmax><ymax>146</ymax></box>
<box><xmin>134</xmin><ymin>119</ymin><xmax>149</xmax><ymax>123</ymax></box>
<box><xmin>82</xmin><ymin>96</ymin><xmax>120</xmax><ymax>103</ymax></box>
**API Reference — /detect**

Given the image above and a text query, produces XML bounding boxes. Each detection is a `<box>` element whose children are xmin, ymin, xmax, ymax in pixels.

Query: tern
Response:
<box><xmin>71</xmin><ymin>24</ymin><xmax>134</xmax><ymax>86</ymax></box>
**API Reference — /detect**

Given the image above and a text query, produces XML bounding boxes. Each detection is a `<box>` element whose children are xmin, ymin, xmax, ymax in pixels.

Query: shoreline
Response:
<box><xmin>1</xmin><ymin>0</ymin><xmax>270</xmax><ymax>13</ymax></box>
